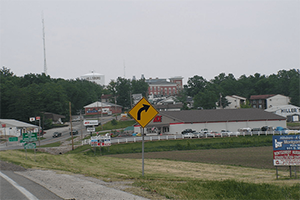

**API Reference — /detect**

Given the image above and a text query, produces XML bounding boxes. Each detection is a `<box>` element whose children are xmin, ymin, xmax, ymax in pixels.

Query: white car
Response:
<box><xmin>228</xmin><ymin>131</ymin><xmax>241</xmax><ymax>136</ymax></box>
<box><xmin>183</xmin><ymin>133</ymin><xmax>196</xmax><ymax>138</ymax></box>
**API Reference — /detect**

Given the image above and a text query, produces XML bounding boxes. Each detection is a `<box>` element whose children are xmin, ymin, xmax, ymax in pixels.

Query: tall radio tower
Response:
<box><xmin>42</xmin><ymin>13</ymin><xmax>47</xmax><ymax>75</ymax></box>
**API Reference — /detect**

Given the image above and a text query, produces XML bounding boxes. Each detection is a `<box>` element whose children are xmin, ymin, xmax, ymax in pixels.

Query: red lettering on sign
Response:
<box><xmin>153</xmin><ymin>116</ymin><xmax>162</xmax><ymax>122</ymax></box>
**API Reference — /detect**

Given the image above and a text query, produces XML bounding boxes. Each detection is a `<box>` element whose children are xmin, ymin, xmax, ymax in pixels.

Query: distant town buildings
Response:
<box><xmin>146</xmin><ymin>76</ymin><xmax>183</xmax><ymax>97</ymax></box>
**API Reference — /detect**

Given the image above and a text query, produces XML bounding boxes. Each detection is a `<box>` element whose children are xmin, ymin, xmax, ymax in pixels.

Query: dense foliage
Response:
<box><xmin>0</xmin><ymin>67</ymin><xmax>149</xmax><ymax>123</ymax></box>
<box><xmin>0</xmin><ymin>67</ymin><xmax>104</xmax><ymax>122</ymax></box>
<box><xmin>184</xmin><ymin>69</ymin><xmax>300</xmax><ymax>109</ymax></box>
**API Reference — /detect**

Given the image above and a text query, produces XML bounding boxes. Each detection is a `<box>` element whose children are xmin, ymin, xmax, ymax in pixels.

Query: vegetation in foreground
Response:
<box><xmin>0</xmin><ymin>148</ymin><xmax>299</xmax><ymax>200</ymax></box>
<box><xmin>134</xmin><ymin>179</ymin><xmax>300</xmax><ymax>200</ymax></box>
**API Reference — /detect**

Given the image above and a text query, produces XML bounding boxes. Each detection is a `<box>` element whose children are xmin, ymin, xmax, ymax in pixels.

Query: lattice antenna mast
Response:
<box><xmin>42</xmin><ymin>12</ymin><xmax>47</xmax><ymax>75</ymax></box>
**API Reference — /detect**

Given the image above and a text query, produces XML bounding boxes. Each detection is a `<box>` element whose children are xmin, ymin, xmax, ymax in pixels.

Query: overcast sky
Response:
<box><xmin>1</xmin><ymin>0</ymin><xmax>299</xmax><ymax>85</ymax></box>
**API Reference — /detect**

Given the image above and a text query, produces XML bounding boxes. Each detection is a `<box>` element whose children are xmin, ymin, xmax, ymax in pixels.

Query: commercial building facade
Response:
<box><xmin>134</xmin><ymin>109</ymin><xmax>286</xmax><ymax>134</ymax></box>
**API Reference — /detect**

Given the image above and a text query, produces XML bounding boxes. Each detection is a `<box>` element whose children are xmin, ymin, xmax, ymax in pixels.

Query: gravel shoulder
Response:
<box><xmin>0</xmin><ymin>161</ymin><xmax>149</xmax><ymax>200</ymax></box>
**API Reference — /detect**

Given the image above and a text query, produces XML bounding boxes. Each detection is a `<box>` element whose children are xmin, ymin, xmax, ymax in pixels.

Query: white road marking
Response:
<box><xmin>0</xmin><ymin>171</ymin><xmax>39</xmax><ymax>200</ymax></box>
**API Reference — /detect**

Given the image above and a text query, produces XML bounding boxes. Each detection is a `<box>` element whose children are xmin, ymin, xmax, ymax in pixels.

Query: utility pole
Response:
<box><xmin>80</xmin><ymin>109</ymin><xmax>83</xmax><ymax>140</ymax></box>
<box><xmin>69</xmin><ymin>102</ymin><xmax>74</xmax><ymax>150</ymax></box>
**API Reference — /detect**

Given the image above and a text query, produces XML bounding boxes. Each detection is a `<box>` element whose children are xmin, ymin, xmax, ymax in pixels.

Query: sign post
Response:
<box><xmin>128</xmin><ymin>97</ymin><xmax>159</xmax><ymax>176</ymax></box>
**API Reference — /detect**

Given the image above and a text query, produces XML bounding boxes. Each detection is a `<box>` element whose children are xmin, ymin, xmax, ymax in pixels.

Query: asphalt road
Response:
<box><xmin>0</xmin><ymin>116</ymin><xmax>115</xmax><ymax>151</ymax></box>
<box><xmin>0</xmin><ymin>170</ymin><xmax>63</xmax><ymax>200</ymax></box>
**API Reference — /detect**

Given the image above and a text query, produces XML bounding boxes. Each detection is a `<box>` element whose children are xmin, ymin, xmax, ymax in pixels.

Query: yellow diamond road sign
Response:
<box><xmin>129</xmin><ymin>97</ymin><xmax>159</xmax><ymax>128</ymax></box>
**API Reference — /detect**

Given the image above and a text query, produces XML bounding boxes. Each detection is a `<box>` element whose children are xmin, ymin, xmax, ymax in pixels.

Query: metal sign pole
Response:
<box><xmin>142</xmin><ymin>127</ymin><xmax>144</xmax><ymax>176</ymax></box>
<box><xmin>38</xmin><ymin>119</ymin><xmax>41</xmax><ymax>147</ymax></box>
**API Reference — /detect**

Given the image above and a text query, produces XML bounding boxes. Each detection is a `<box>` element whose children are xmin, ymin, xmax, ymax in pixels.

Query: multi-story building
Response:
<box><xmin>250</xmin><ymin>94</ymin><xmax>290</xmax><ymax>109</ymax></box>
<box><xmin>146</xmin><ymin>76</ymin><xmax>183</xmax><ymax>97</ymax></box>
<box><xmin>223</xmin><ymin>95</ymin><xmax>246</xmax><ymax>109</ymax></box>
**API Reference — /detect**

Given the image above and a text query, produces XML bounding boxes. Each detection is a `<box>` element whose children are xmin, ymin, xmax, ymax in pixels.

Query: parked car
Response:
<box><xmin>228</xmin><ymin>131</ymin><xmax>241</xmax><ymax>137</ymax></box>
<box><xmin>70</xmin><ymin>130</ymin><xmax>79</xmax><ymax>135</ymax></box>
<box><xmin>181</xmin><ymin>129</ymin><xmax>195</xmax><ymax>134</ymax></box>
<box><xmin>183</xmin><ymin>133</ymin><xmax>196</xmax><ymax>138</ymax></box>
<box><xmin>52</xmin><ymin>132</ymin><xmax>62</xmax><ymax>138</ymax></box>
<box><xmin>204</xmin><ymin>131</ymin><xmax>215</xmax><ymax>137</ymax></box>
<box><xmin>193</xmin><ymin>132</ymin><xmax>205</xmax><ymax>138</ymax></box>
<box><xmin>220</xmin><ymin>130</ymin><xmax>232</xmax><ymax>137</ymax></box>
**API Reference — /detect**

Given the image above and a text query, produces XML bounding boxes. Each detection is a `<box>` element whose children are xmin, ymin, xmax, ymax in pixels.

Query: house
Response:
<box><xmin>250</xmin><ymin>94</ymin><xmax>290</xmax><ymax>109</ymax></box>
<box><xmin>224</xmin><ymin>95</ymin><xmax>246</xmax><ymax>109</ymax></box>
<box><xmin>0</xmin><ymin>119</ymin><xmax>38</xmax><ymax>137</ymax></box>
<box><xmin>134</xmin><ymin>109</ymin><xmax>286</xmax><ymax>135</ymax></box>
<box><xmin>250</xmin><ymin>94</ymin><xmax>275</xmax><ymax>109</ymax></box>
<box><xmin>84</xmin><ymin>101</ymin><xmax>122</xmax><ymax>115</ymax></box>
<box><xmin>266</xmin><ymin>94</ymin><xmax>291</xmax><ymax>109</ymax></box>
<box><xmin>265</xmin><ymin>105</ymin><xmax>300</xmax><ymax>122</ymax></box>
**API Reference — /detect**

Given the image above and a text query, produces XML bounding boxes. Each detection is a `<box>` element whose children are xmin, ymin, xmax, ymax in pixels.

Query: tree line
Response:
<box><xmin>181</xmin><ymin>69</ymin><xmax>300</xmax><ymax>109</ymax></box>
<box><xmin>0</xmin><ymin>67</ymin><xmax>148</xmax><ymax>124</ymax></box>
<box><xmin>1</xmin><ymin>67</ymin><xmax>299</xmax><ymax>124</ymax></box>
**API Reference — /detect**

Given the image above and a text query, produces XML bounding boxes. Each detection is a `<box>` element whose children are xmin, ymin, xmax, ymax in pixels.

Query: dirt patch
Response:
<box><xmin>108</xmin><ymin>146</ymin><xmax>275</xmax><ymax>169</ymax></box>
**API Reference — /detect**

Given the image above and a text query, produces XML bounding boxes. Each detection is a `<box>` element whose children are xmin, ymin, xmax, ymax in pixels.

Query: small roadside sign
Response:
<box><xmin>24</xmin><ymin>143</ymin><xmax>36</xmax><ymax>149</ymax></box>
<box><xmin>9</xmin><ymin>137</ymin><xmax>18</xmax><ymax>142</ymax></box>
<box><xmin>87</xmin><ymin>127</ymin><xmax>95</xmax><ymax>132</ymax></box>
<box><xmin>90</xmin><ymin>139</ymin><xmax>98</xmax><ymax>147</ymax></box>
<box><xmin>128</xmin><ymin>97</ymin><xmax>159</xmax><ymax>128</ymax></box>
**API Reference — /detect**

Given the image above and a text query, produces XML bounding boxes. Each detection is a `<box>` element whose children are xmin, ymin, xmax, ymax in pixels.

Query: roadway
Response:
<box><xmin>0</xmin><ymin>170</ymin><xmax>63</xmax><ymax>200</ymax></box>
<box><xmin>0</xmin><ymin>116</ymin><xmax>115</xmax><ymax>151</ymax></box>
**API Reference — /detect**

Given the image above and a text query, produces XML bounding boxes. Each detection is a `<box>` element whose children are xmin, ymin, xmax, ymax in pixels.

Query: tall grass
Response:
<box><xmin>133</xmin><ymin>179</ymin><xmax>300</xmax><ymax>200</ymax></box>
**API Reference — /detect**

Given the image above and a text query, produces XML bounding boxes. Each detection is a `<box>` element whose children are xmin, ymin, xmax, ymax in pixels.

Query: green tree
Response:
<box><xmin>185</xmin><ymin>75</ymin><xmax>208</xmax><ymax>97</ymax></box>
<box><xmin>115</xmin><ymin>77</ymin><xmax>131</xmax><ymax>110</ymax></box>
<box><xmin>131</xmin><ymin>78</ymin><xmax>149</xmax><ymax>97</ymax></box>
<box><xmin>193</xmin><ymin>90</ymin><xmax>218</xmax><ymax>109</ymax></box>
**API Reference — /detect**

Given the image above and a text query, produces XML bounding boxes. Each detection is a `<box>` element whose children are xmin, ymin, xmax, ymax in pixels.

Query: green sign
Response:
<box><xmin>22</xmin><ymin>133</ymin><xmax>37</xmax><ymax>142</ymax></box>
<box><xmin>9</xmin><ymin>137</ymin><xmax>18</xmax><ymax>142</ymax></box>
<box><xmin>24</xmin><ymin>143</ymin><xmax>36</xmax><ymax>149</ymax></box>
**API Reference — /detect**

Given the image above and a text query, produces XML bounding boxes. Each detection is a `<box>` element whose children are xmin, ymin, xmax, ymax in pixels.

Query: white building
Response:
<box><xmin>0</xmin><ymin>119</ymin><xmax>38</xmax><ymax>137</ymax></box>
<box><xmin>266</xmin><ymin>94</ymin><xmax>291</xmax><ymax>109</ymax></box>
<box><xmin>81</xmin><ymin>71</ymin><xmax>105</xmax><ymax>86</ymax></box>
<box><xmin>224</xmin><ymin>95</ymin><xmax>246</xmax><ymax>109</ymax></box>
<box><xmin>265</xmin><ymin>105</ymin><xmax>300</xmax><ymax>122</ymax></box>
<box><xmin>134</xmin><ymin>109</ymin><xmax>287</xmax><ymax>134</ymax></box>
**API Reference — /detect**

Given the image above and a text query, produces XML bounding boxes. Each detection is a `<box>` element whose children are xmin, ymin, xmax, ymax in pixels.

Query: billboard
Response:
<box><xmin>273</xmin><ymin>135</ymin><xmax>300</xmax><ymax>166</ymax></box>
<box><xmin>84</xmin><ymin>120</ymin><xmax>99</xmax><ymax>126</ymax></box>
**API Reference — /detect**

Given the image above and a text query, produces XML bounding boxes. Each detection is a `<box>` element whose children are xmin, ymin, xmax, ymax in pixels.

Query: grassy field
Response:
<box><xmin>1</xmin><ymin>135</ymin><xmax>299</xmax><ymax>199</ymax></box>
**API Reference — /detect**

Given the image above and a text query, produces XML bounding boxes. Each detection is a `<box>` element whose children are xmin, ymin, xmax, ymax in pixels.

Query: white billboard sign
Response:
<box><xmin>84</xmin><ymin>120</ymin><xmax>99</xmax><ymax>126</ymax></box>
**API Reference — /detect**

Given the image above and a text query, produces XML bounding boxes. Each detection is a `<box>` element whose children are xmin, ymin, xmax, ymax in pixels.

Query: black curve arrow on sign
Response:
<box><xmin>137</xmin><ymin>104</ymin><xmax>150</xmax><ymax>120</ymax></box>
